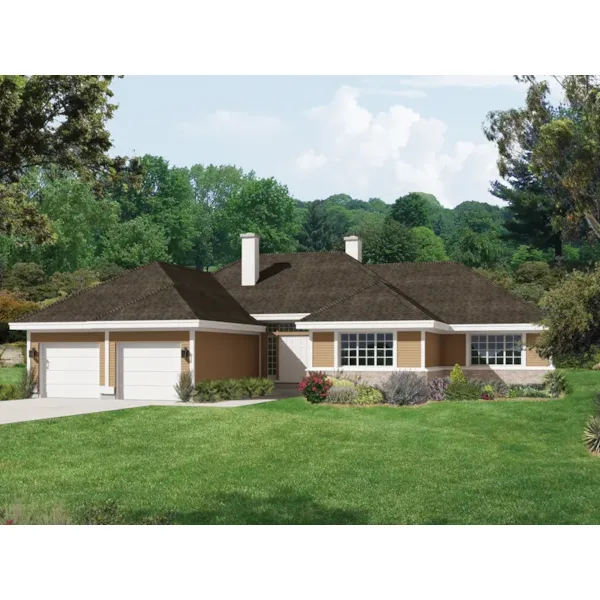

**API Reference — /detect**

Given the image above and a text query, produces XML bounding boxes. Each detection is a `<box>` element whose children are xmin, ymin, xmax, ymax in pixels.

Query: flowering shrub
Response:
<box><xmin>481</xmin><ymin>384</ymin><xmax>495</xmax><ymax>401</ymax></box>
<box><xmin>299</xmin><ymin>371</ymin><xmax>332</xmax><ymax>404</ymax></box>
<box><xmin>427</xmin><ymin>376</ymin><xmax>451</xmax><ymax>401</ymax></box>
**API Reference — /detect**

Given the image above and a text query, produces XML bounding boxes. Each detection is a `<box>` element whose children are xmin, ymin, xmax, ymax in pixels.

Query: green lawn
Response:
<box><xmin>2</xmin><ymin>370</ymin><xmax>600</xmax><ymax>524</ymax></box>
<box><xmin>0</xmin><ymin>366</ymin><xmax>25</xmax><ymax>385</ymax></box>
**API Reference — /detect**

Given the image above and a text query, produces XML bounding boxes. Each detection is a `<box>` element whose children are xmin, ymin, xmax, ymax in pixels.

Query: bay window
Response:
<box><xmin>341</xmin><ymin>333</ymin><xmax>394</xmax><ymax>367</ymax></box>
<box><xmin>470</xmin><ymin>334</ymin><xmax>522</xmax><ymax>366</ymax></box>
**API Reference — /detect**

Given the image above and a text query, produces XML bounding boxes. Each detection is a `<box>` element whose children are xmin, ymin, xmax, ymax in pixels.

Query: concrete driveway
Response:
<box><xmin>0</xmin><ymin>396</ymin><xmax>279</xmax><ymax>425</ymax></box>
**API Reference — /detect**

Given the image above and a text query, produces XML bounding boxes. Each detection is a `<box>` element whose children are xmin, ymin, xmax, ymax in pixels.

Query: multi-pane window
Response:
<box><xmin>341</xmin><ymin>333</ymin><xmax>394</xmax><ymax>367</ymax></box>
<box><xmin>471</xmin><ymin>334</ymin><xmax>522</xmax><ymax>366</ymax></box>
<box><xmin>267</xmin><ymin>335</ymin><xmax>277</xmax><ymax>376</ymax></box>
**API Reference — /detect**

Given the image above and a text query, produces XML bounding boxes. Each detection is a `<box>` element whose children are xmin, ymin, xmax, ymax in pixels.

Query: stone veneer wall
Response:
<box><xmin>426</xmin><ymin>368</ymin><xmax>550</xmax><ymax>384</ymax></box>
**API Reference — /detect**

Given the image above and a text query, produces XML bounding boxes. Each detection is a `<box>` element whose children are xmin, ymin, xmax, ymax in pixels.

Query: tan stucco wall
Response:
<box><xmin>313</xmin><ymin>332</ymin><xmax>334</xmax><ymax>368</ymax></box>
<box><xmin>195</xmin><ymin>331</ymin><xmax>259</xmax><ymax>382</ymax></box>
<box><xmin>526</xmin><ymin>333</ymin><xmax>549</xmax><ymax>367</ymax></box>
<box><xmin>425</xmin><ymin>333</ymin><xmax>441</xmax><ymax>367</ymax></box>
<box><xmin>441</xmin><ymin>334</ymin><xmax>466</xmax><ymax>367</ymax></box>
<box><xmin>397</xmin><ymin>332</ymin><xmax>421</xmax><ymax>368</ymax></box>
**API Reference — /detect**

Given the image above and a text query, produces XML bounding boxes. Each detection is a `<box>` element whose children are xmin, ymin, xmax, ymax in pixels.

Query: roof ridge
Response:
<box><xmin>354</xmin><ymin>260</ymin><xmax>444</xmax><ymax>321</ymax></box>
<box><xmin>371</xmin><ymin>260</ymin><xmax>461</xmax><ymax>266</ymax></box>
<box><xmin>300</xmin><ymin>280</ymin><xmax>382</xmax><ymax>320</ymax></box>
<box><xmin>93</xmin><ymin>282</ymin><xmax>190</xmax><ymax>321</ymax></box>
<box><xmin>14</xmin><ymin>262</ymin><xmax>161</xmax><ymax>323</ymax></box>
<box><xmin>214</xmin><ymin>250</ymin><xmax>348</xmax><ymax>273</ymax></box>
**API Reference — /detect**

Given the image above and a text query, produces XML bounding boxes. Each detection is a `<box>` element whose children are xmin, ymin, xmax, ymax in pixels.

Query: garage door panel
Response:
<box><xmin>122</xmin><ymin>345</ymin><xmax>182</xmax><ymax>358</ymax></box>
<box><xmin>122</xmin><ymin>356</ymin><xmax>181</xmax><ymax>372</ymax></box>
<box><xmin>45</xmin><ymin>357</ymin><xmax>100</xmax><ymax>371</ymax></box>
<box><xmin>43</xmin><ymin>343</ymin><xmax>100</xmax><ymax>399</ymax></box>
<box><xmin>124</xmin><ymin>371</ymin><xmax>180</xmax><ymax>387</ymax></box>
<box><xmin>46</xmin><ymin>370</ymin><xmax>100</xmax><ymax>385</ymax></box>
<box><xmin>120</xmin><ymin>342</ymin><xmax>181</xmax><ymax>401</ymax></box>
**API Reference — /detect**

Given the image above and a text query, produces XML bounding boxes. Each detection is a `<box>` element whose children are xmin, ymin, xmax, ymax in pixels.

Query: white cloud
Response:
<box><xmin>179</xmin><ymin>110</ymin><xmax>284</xmax><ymax>137</ymax></box>
<box><xmin>292</xmin><ymin>86</ymin><xmax>500</xmax><ymax>207</ymax></box>
<box><xmin>360</xmin><ymin>88</ymin><xmax>428</xmax><ymax>98</ymax></box>
<box><xmin>296</xmin><ymin>149</ymin><xmax>328</xmax><ymax>170</ymax></box>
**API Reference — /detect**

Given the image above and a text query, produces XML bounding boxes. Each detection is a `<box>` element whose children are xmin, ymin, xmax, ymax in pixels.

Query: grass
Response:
<box><xmin>0</xmin><ymin>365</ymin><xmax>25</xmax><ymax>385</ymax></box>
<box><xmin>1</xmin><ymin>370</ymin><xmax>600</xmax><ymax>524</ymax></box>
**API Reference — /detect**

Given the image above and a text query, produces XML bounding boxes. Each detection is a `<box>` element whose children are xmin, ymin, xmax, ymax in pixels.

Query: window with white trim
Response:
<box><xmin>341</xmin><ymin>333</ymin><xmax>394</xmax><ymax>367</ymax></box>
<box><xmin>470</xmin><ymin>334</ymin><xmax>522</xmax><ymax>366</ymax></box>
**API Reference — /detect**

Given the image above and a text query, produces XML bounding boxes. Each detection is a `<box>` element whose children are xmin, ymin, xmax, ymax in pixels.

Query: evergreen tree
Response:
<box><xmin>297</xmin><ymin>200</ymin><xmax>336</xmax><ymax>252</ymax></box>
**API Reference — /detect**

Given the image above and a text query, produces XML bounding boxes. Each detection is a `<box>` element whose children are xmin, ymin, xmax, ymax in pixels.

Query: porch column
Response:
<box><xmin>189</xmin><ymin>329</ymin><xmax>195</xmax><ymax>382</ymax></box>
<box><xmin>26</xmin><ymin>330</ymin><xmax>31</xmax><ymax>373</ymax></box>
<box><xmin>104</xmin><ymin>331</ymin><xmax>110</xmax><ymax>392</ymax></box>
<box><xmin>420</xmin><ymin>331</ymin><xmax>425</xmax><ymax>369</ymax></box>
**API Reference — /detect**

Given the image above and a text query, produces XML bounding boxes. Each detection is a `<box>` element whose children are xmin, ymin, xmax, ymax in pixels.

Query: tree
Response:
<box><xmin>535</xmin><ymin>266</ymin><xmax>600</xmax><ymax>365</ymax></box>
<box><xmin>297</xmin><ymin>201</ymin><xmax>337</xmax><ymax>252</ymax></box>
<box><xmin>100</xmin><ymin>216</ymin><xmax>171</xmax><ymax>269</ymax></box>
<box><xmin>390</xmin><ymin>193</ymin><xmax>430</xmax><ymax>228</ymax></box>
<box><xmin>447</xmin><ymin>229</ymin><xmax>503</xmax><ymax>268</ymax></box>
<box><xmin>0</xmin><ymin>291</ymin><xmax>39</xmax><ymax>344</ymax></box>
<box><xmin>2</xmin><ymin>262</ymin><xmax>54</xmax><ymax>301</ymax></box>
<box><xmin>359</xmin><ymin>219</ymin><xmax>418</xmax><ymax>264</ymax></box>
<box><xmin>485</xmin><ymin>76</ymin><xmax>600</xmax><ymax>239</ymax></box>
<box><xmin>49</xmin><ymin>269</ymin><xmax>100</xmax><ymax>297</ymax></box>
<box><xmin>218</xmin><ymin>177</ymin><xmax>299</xmax><ymax>262</ymax></box>
<box><xmin>0</xmin><ymin>76</ymin><xmax>121</xmax><ymax>242</ymax></box>
<box><xmin>510</xmin><ymin>245</ymin><xmax>549</xmax><ymax>270</ymax></box>
<box><xmin>412</xmin><ymin>227</ymin><xmax>448</xmax><ymax>262</ymax></box>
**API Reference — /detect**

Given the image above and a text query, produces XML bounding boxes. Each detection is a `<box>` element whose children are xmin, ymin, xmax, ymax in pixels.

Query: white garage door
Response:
<box><xmin>278</xmin><ymin>335</ymin><xmax>309</xmax><ymax>383</ymax></box>
<box><xmin>43</xmin><ymin>343</ymin><xmax>100</xmax><ymax>399</ymax></box>
<box><xmin>119</xmin><ymin>342</ymin><xmax>181</xmax><ymax>401</ymax></box>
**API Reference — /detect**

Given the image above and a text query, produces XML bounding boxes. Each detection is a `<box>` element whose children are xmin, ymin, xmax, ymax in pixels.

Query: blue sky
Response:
<box><xmin>107</xmin><ymin>76</ymin><xmax>540</xmax><ymax>208</ymax></box>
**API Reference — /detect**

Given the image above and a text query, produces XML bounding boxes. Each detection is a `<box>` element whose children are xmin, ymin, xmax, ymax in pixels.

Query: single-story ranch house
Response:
<box><xmin>10</xmin><ymin>233</ymin><xmax>551</xmax><ymax>400</ymax></box>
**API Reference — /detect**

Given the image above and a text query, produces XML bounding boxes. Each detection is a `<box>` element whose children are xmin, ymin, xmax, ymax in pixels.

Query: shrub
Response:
<box><xmin>239</xmin><ymin>377</ymin><xmax>263</xmax><ymax>398</ymax></box>
<box><xmin>481</xmin><ymin>384</ymin><xmax>495</xmax><ymax>401</ymax></box>
<box><xmin>450</xmin><ymin>364</ymin><xmax>467</xmax><ymax>384</ymax></box>
<box><xmin>509</xmin><ymin>385</ymin><xmax>550</xmax><ymax>398</ymax></box>
<box><xmin>17</xmin><ymin>367</ymin><xmax>37</xmax><ymax>399</ymax></box>
<box><xmin>299</xmin><ymin>371</ymin><xmax>332</xmax><ymax>404</ymax></box>
<box><xmin>194</xmin><ymin>380</ymin><xmax>221</xmax><ymax>403</ymax></box>
<box><xmin>377</xmin><ymin>371</ymin><xmax>428</xmax><ymax>406</ymax></box>
<box><xmin>355</xmin><ymin>385</ymin><xmax>384</xmax><ymax>405</ymax></box>
<box><xmin>584</xmin><ymin>416</ymin><xmax>600</xmax><ymax>455</ymax></box>
<box><xmin>215</xmin><ymin>378</ymin><xmax>242</xmax><ymax>400</ymax></box>
<box><xmin>257</xmin><ymin>378</ymin><xmax>274</xmax><ymax>396</ymax></box>
<box><xmin>327</xmin><ymin>385</ymin><xmax>358</xmax><ymax>404</ymax></box>
<box><xmin>174</xmin><ymin>371</ymin><xmax>194</xmax><ymax>402</ymax></box>
<box><xmin>445</xmin><ymin>380</ymin><xmax>483</xmax><ymax>401</ymax></box>
<box><xmin>489</xmin><ymin>380</ymin><xmax>509</xmax><ymax>398</ymax></box>
<box><xmin>427</xmin><ymin>376</ymin><xmax>450</xmax><ymax>401</ymax></box>
<box><xmin>544</xmin><ymin>371</ymin><xmax>571</xmax><ymax>398</ymax></box>
<box><xmin>0</xmin><ymin>384</ymin><xmax>20</xmax><ymax>401</ymax></box>
<box><xmin>329</xmin><ymin>378</ymin><xmax>356</xmax><ymax>388</ymax></box>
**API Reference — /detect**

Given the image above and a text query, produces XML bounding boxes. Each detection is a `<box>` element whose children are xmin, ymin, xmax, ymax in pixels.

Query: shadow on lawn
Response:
<box><xmin>129</xmin><ymin>488</ymin><xmax>367</xmax><ymax>525</ymax></box>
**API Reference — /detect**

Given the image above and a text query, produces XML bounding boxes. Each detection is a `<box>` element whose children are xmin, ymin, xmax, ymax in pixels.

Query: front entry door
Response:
<box><xmin>278</xmin><ymin>335</ymin><xmax>309</xmax><ymax>383</ymax></box>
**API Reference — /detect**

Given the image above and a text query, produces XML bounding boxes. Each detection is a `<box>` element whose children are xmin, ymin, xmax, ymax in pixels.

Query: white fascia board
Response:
<box><xmin>449</xmin><ymin>323</ymin><xmax>546</xmax><ymax>332</ymax></box>
<box><xmin>10</xmin><ymin>319</ymin><xmax>266</xmax><ymax>333</ymax></box>
<box><xmin>251</xmin><ymin>313</ymin><xmax>311</xmax><ymax>321</ymax></box>
<box><xmin>294</xmin><ymin>320</ymin><xmax>449</xmax><ymax>331</ymax></box>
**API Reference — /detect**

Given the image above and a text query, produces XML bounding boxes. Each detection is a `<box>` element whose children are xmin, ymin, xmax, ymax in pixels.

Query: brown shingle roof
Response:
<box><xmin>214</xmin><ymin>251</ymin><xmax>382</xmax><ymax>314</ymax></box>
<box><xmin>302</xmin><ymin>280</ymin><xmax>436</xmax><ymax>322</ymax></box>
<box><xmin>16</xmin><ymin>262</ymin><xmax>258</xmax><ymax>325</ymax></box>
<box><xmin>368</xmin><ymin>262</ymin><xmax>542</xmax><ymax>324</ymax></box>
